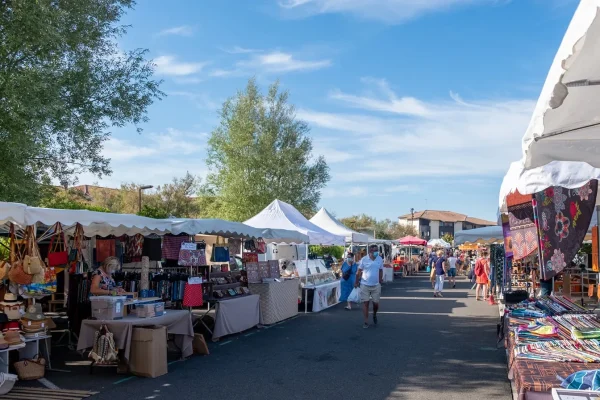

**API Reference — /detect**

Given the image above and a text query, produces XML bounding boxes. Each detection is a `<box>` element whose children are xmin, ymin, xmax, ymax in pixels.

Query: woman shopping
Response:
<box><xmin>474</xmin><ymin>250</ymin><xmax>490</xmax><ymax>301</ymax></box>
<box><xmin>339</xmin><ymin>252</ymin><xmax>358</xmax><ymax>310</ymax></box>
<box><xmin>90</xmin><ymin>256</ymin><xmax>125</xmax><ymax>296</ymax></box>
<box><xmin>433</xmin><ymin>250</ymin><xmax>447</xmax><ymax>298</ymax></box>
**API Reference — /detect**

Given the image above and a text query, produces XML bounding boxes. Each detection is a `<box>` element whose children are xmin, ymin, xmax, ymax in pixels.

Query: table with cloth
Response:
<box><xmin>77</xmin><ymin>310</ymin><xmax>194</xmax><ymax>363</ymax></box>
<box><xmin>212</xmin><ymin>294</ymin><xmax>260</xmax><ymax>340</ymax></box>
<box><xmin>249</xmin><ymin>279</ymin><xmax>298</xmax><ymax>325</ymax></box>
<box><xmin>304</xmin><ymin>280</ymin><xmax>341</xmax><ymax>313</ymax></box>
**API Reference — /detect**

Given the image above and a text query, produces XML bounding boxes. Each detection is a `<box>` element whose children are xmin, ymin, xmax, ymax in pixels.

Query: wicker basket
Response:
<box><xmin>14</xmin><ymin>356</ymin><xmax>46</xmax><ymax>380</ymax></box>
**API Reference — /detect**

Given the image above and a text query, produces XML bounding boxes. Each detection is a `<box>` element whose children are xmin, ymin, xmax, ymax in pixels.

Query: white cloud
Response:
<box><xmin>157</xmin><ymin>25</ymin><xmax>195</xmax><ymax>37</ymax></box>
<box><xmin>154</xmin><ymin>55</ymin><xmax>207</xmax><ymax>76</ymax></box>
<box><xmin>221</xmin><ymin>46</ymin><xmax>262</xmax><ymax>54</ymax></box>
<box><xmin>102</xmin><ymin>138</ymin><xmax>157</xmax><ymax>161</ymax></box>
<box><xmin>298</xmin><ymin>78</ymin><xmax>534</xmax><ymax>182</ymax></box>
<box><xmin>210</xmin><ymin>51</ymin><xmax>331</xmax><ymax>77</ymax></box>
<box><xmin>278</xmin><ymin>0</ymin><xmax>497</xmax><ymax>23</ymax></box>
<box><xmin>168</xmin><ymin>91</ymin><xmax>221</xmax><ymax>111</ymax></box>
<box><xmin>384</xmin><ymin>185</ymin><xmax>420</xmax><ymax>193</ymax></box>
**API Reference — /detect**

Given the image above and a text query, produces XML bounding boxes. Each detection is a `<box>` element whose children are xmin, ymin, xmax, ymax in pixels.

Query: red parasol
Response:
<box><xmin>398</xmin><ymin>236</ymin><xmax>427</xmax><ymax>246</ymax></box>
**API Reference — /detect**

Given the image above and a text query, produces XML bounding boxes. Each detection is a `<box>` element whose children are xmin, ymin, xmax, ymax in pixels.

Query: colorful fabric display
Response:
<box><xmin>572</xmin><ymin>327</ymin><xmax>600</xmax><ymax>341</ymax></box>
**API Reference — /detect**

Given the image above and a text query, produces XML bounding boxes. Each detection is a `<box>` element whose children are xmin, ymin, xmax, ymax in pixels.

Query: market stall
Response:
<box><xmin>244</xmin><ymin>199</ymin><xmax>345</xmax><ymax>313</ymax></box>
<box><xmin>309</xmin><ymin>207</ymin><xmax>370</xmax><ymax>243</ymax></box>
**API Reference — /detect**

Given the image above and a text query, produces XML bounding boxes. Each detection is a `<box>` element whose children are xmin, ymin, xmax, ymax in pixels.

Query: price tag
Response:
<box><xmin>181</xmin><ymin>242</ymin><xmax>196</xmax><ymax>250</ymax></box>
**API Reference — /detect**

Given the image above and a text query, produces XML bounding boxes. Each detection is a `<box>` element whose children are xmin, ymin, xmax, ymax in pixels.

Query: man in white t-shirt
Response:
<box><xmin>447</xmin><ymin>252</ymin><xmax>458</xmax><ymax>289</ymax></box>
<box><xmin>355</xmin><ymin>244</ymin><xmax>384</xmax><ymax>329</ymax></box>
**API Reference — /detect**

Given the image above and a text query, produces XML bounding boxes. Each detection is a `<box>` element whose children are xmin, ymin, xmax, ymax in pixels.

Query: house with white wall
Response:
<box><xmin>398</xmin><ymin>210</ymin><xmax>496</xmax><ymax>240</ymax></box>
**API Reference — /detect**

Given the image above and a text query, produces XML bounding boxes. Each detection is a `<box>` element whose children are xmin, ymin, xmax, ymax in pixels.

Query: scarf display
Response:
<box><xmin>515</xmin><ymin>340</ymin><xmax>600</xmax><ymax>363</ymax></box>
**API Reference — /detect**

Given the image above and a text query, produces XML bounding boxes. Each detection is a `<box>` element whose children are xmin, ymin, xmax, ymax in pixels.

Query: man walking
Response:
<box><xmin>355</xmin><ymin>244</ymin><xmax>384</xmax><ymax>329</ymax></box>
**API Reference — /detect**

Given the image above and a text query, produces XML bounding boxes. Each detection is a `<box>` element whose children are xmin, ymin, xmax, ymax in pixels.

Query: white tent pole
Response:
<box><xmin>305</xmin><ymin>243</ymin><xmax>309</xmax><ymax>314</ymax></box>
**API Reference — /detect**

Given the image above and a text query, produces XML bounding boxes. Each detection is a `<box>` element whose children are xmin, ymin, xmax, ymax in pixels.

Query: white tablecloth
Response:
<box><xmin>249</xmin><ymin>279</ymin><xmax>298</xmax><ymax>325</ymax></box>
<box><xmin>310</xmin><ymin>280</ymin><xmax>341</xmax><ymax>312</ymax></box>
<box><xmin>383</xmin><ymin>266</ymin><xmax>394</xmax><ymax>282</ymax></box>
<box><xmin>213</xmin><ymin>294</ymin><xmax>260</xmax><ymax>340</ymax></box>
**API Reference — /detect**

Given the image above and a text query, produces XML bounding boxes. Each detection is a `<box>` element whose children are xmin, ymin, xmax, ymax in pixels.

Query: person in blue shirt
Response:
<box><xmin>339</xmin><ymin>252</ymin><xmax>358</xmax><ymax>310</ymax></box>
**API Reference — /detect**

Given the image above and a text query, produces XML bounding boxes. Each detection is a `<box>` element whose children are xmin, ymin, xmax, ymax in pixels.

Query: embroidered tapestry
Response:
<box><xmin>534</xmin><ymin>180</ymin><xmax>598</xmax><ymax>280</ymax></box>
<box><xmin>508</xmin><ymin>202</ymin><xmax>538</xmax><ymax>261</ymax></box>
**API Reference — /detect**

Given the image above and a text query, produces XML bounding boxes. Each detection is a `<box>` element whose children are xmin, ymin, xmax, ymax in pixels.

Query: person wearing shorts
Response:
<box><xmin>355</xmin><ymin>244</ymin><xmax>383</xmax><ymax>329</ymax></box>
<box><xmin>447</xmin><ymin>252</ymin><xmax>458</xmax><ymax>288</ymax></box>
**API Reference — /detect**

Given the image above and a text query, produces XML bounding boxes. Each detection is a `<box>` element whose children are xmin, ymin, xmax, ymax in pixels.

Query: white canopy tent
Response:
<box><xmin>23</xmin><ymin>206</ymin><xmax>172</xmax><ymax>237</ymax></box>
<box><xmin>498</xmin><ymin>160</ymin><xmax>600</xmax><ymax>214</ymax></box>
<box><xmin>455</xmin><ymin>226</ymin><xmax>503</xmax><ymax>245</ymax></box>
<box><xmin>244</xmin><ymin>200</ymin><xmax>344</xmax><ymax>246</ymax></box>
<box><xmin>427</xmin><ymin>239</ymin><xmax>451</xmax><ymax>248</ymax></box>
<box><xmin>309</xmin><ymin>208</ymin><xmax>370</xmax><ymax>243</ymax></box>
<box><xmin>521</xmin><ymin>1</ymin><xmax>600</xmax><ymax>171</ymax></box>
<box><xmin>0</xmin><ymin>202</ymin><xmax>27</xmax><ymax>226</ymax></box>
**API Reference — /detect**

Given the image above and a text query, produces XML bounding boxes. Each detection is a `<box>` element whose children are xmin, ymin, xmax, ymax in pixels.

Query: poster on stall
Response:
<box><xmin>311</xmin><ymin>281</ymin><xmax>341</xmax><ymax>312</ymax></box>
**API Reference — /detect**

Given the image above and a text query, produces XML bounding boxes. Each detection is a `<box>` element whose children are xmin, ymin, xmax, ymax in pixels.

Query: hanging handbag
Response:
<box><xmin>0</xmin><ymin>261</ymin><xmax>9</xmax><ymax>281</ymax></box>
<box><xmin>89</xmin><ymin>324</ymin><xmax>118</xmax><ymax>364</ymax></box>
<box><xmin>8</xmin><ymin>225</ymin><xmax>32</xmax><ymax>285</ymax></box>
<box><xmin>178</xmin><ymin>249</ymin><xmax>205</xmax><ymax>267</ymax></box>
<box><xmin>183</xmin><ymin>283</ymin><xmax>203</xmax><ymax>307</ymax></box>
<box><xmin>47</xmin><ymin>223</ymin><xmax>68</xmax><ymax>267</ymax></box>
<box><xmin>211</xmin><ymin>237</ymin><xmax>230</xmax><ymax>263</ymax></box>
<box><xmin>23</xmin><ymin>226</ymin><xmax>43</xmax><ymax>275</ymax></box>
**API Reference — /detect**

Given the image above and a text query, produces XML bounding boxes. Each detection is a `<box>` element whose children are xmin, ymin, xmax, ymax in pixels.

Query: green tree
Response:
<box><xmin>441</xmin><ymin>233</ymin><xmax>454</xmax><ymax>244</ymax></box>
<box><xmin>0</xmin><ymin>0</ymin><xmax>163</xmax><ymax>204</ymax></box>
<box><xmin>340</xmin><ymin>214</ymin><xmax>417</xmax><ymax>240</ymax></box>
<box><xmin>40</xmin><ymin>188</ymin><xmax>110</xmax><ymax>212</ymax></box>
<box><xmin>309</xmin><ymin>245</ymin><xmax>344</xmax><ymax>259</ymax></box>
<box><xmin>201</xmin><ymin>79</ymin><xmax>329</xmax><ymax>221</ymax></box>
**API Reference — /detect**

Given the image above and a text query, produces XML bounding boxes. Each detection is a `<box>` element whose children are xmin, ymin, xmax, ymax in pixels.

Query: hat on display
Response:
<box><xmin>2</xmin><ymin>321</ymin><xmax>19</xmax><ymax>332</ymax></box>
<box><xmin>3</xmin><ymin>293</ymin><xmax>17</xmax><ymax>303</ymax></box>
<box><xmin>23</xmin><ymin>304</ymin><xmax>45</xmax><ymax>321</ymax></box>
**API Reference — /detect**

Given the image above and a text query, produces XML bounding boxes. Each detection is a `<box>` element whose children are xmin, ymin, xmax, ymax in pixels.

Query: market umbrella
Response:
<box><xmin>521</xmin><ymin>0</ymin><xmax>600</xmax><ymax>170</ymax></box>
<box><xmin>398</xmin><ymin>236</ymin><xmax>427</xmax><ymax>246</ymax></box>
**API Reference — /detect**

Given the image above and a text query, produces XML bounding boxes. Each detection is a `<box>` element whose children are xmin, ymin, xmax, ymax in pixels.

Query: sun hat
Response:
<box><xmin>22</xmin><ymin>304</ymin><xmax>45</xmax><ymax>321</ymax></box>
<box><xmin>3</xmin><ymin>294</ymin><xmax>17</xmax><ymax>303</ymax></box>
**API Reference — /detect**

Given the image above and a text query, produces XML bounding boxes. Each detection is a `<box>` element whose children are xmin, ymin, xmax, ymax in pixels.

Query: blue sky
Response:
<box><xmin>78</xmin><ymin>0</ymin><xmax>579</xmax><ymax>222</ymax></box>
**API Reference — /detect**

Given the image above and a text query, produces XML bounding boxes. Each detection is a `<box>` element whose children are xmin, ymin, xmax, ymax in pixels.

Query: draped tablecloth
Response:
<box><xmin>308</xmin><ymin>280</ymin><xmax>341</xmax><ymax>312</ymax></box>
<box><xmin>77</xmin><ymin>310</ymin><xmax>194</xmax><ymax>362</ymax></box>
<box><xmin>249</xmin><ymin>279</ymin><xmax>298</xmax><ymax>325</ymax></box>
<box><xmin>213</xmin><ymin>294</ymin><xmax>260</xmax><ymax>340</ymax></box>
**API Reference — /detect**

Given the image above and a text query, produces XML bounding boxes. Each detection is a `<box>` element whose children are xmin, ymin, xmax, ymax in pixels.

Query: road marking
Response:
<box><xmin>114</xmin><ymin>376</ymin><xmax>136</xmax><ymax>385</ymax></box>
<box><xmin>244</xmin><ymin>332</ymin><xmax>256</xmax><ymax>337</ymax></box>
<box><xmin>38</xmin><ymin>377</ymin><xmax>59</xmax><ymax>389</ymax></box>
<box><xmin>219</xmin><ymin>340</ymin><xmax>232</xmax><ymax>346</ymax></box>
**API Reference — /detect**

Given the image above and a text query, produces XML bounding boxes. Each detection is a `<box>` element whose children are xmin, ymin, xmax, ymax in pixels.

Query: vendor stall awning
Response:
<box><xmin>454</xmin><ymin>226</ymin><xmax>503</xmax><ymax>245</ymax></box>
<box><xmin>521</xmin><ymin>1</ymin><xmax>600</xmax><ymax>170</ymax></box>
<box><xmin>398</xmin><ymin>236</ymin><xmax>427</xmax><ymax>246</ymax></box>
<box><xmin>244</xmin><ymin>200</ymin><xmax>344</xmax><ymax>246</ymax></box>
<box><xmin>0</xmin><ymin>202</ymin><xmax>27</xmax><ymax>226</ymax></box>
<box><xmin>170</xmin><ymin>219</ymin><xmax>264</xmax><ymax>238</ymax></box>
<box><xmin>24</xmin><ymin>206</ymin><xmax>172</xmax><ymax>237</ymax></box>
<box><xmin>427</xmin><ymin>239</ymin><xmax>451</xmax><ymax>248</ymax></box>
<box><xmin>309</xmin><ymin>208</ymin><xmax>370</xmax><ymax>243</ymax></box>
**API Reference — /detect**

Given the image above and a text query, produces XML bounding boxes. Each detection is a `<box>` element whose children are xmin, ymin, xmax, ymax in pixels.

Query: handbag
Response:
<box><xmin>8</xmin><ymin>225</ymin><xmax>33</xmax><ymax>285</ymax></box>
<box><xmin>256</xmin><ymin>239</ymin><xmax>266</xmax><ymax>254</ymax></box>
<box><xmin>14</xmin><ymin>355</ymin><xmax>46</xmax><ymax>380</ymax></box>
<box><xmin>0</xmin><ymin>261</ymin><xmax>9</xmax><ymax>281</ymax></box>
<box><xmin>211</xmin><ymin>237</ymin><xmax>230</xmax><ymax>263</ymax></box>
<box><xmin>23</xmin><ymin>226</ymin><xmax>44</xmax><ymax>275</ymax></box>
<box><xmin>89</xmin><ymin>325</ymin><xmax>118</xmax><ymax>364</ymax></box>
<box><xmin>183</xmin><ymin>283</ymin><xmax>203</xmax><ymax>307</ymax></box>
<box><xmin>178</xmin><ymin>249</ymin><xmax>206</xmax><ymax>267</ymax></box>
<box><xmin>47</xmin><ymin>222</ymin><xmax>68</xmax><ymax>267</ymax></box>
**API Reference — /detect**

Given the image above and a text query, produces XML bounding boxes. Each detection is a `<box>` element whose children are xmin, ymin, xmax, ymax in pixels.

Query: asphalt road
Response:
<box><xmin>81</xmin><ymin>274</ymin><xmax>511</xmax><ymax>400</ymax></box>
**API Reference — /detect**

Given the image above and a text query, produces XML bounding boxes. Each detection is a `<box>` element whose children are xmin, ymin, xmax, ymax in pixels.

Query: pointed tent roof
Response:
<box><xmin>309</xmin><ymin>208</ymin><xmax>370</xmax><ymax>243</ymax></box>
<box><xmin>244</xmin><ymin>200</ymin><xmax>344</xmax><ymax>245</ymax></box>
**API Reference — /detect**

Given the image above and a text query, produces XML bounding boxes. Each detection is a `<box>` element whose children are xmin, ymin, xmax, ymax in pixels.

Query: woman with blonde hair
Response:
<box><xmin>90</xmin><ymin>256</ymin><xmax>124</xmax><ymax>296</ymax></box>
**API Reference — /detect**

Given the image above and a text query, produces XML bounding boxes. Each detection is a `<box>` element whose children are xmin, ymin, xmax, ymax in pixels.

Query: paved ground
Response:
<box><xmin>43</xmin><ymin>274</ymin><xmax>512</xmax><ymax>399</ymax></box>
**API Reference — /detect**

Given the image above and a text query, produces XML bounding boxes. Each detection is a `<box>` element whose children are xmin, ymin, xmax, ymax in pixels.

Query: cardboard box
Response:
<box><xmin>192</xmin><ymin>333</ymin><xmax>209</xmax><ymax>355</ymax></box>
<box><xmin>129</xmin><ymin>326</ymin><xmax>167</xmax><ymax>378</ymax></box>
<box><xmin>91</xmin><ymin>296</ymin><xmax>125</xmax><ymax>320</ymax></box>
<box><xmin>135</xmin><ymin>302</ymin><xmax>165</xmax><ymax>318</ymax></box>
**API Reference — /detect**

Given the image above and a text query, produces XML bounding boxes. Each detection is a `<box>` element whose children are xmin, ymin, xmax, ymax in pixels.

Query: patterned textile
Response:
<box><xmin>249</xmin><ymin>279</ymin><xmax>298</xmax><ymax>325</ymax></box>
<box><xmin>96</xmin><ymin>239</ymin><xmax>116</xmax><ymax>263</ymax></box>
<box><xmin>490</xmin><ymin>244</ymin><xmax>504</xmax><ymax>289</ymax></box>
<box><xmin>511</xmin><ymin>358</ymin><xmax>592</xmax><ymax>398</ymax></box>
<box><xmin>534</xmin><ymin>180</ymin><xmax>598</xmax><ymax>280</ymax></box>
<box><xmin>125</xmin><ymin>234</ymin><xmax>144</xmax><ymax>263</ymax></box>
<box><xmin>508</xmin><ymin>203</ymin><xmax>538</xmax><ymax>261</ymax></box>
<box><xmin>162</xmin><ymin>235</ymin><xmax>190</xmax><ymax>260</ymax></box>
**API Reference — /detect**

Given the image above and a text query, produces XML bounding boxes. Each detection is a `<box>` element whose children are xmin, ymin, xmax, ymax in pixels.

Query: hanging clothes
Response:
<box><xmin>142</xmin><ymin>237</ymin><xmax>162</xmax><ymax>261</ymax></box>
<box><xmin>125</xmin><ymin>234</ymin><xmax>144</xmax><ymax>263</ymax></box>
<box><xmin>96</xmin><ymin>239</ymin><xmax>116</xmax><ymax>263</ymax></box>
<box><xmin>162</xmin><ymin>235</ymin><xmax>189</xmax><ymax>260</ymax></box>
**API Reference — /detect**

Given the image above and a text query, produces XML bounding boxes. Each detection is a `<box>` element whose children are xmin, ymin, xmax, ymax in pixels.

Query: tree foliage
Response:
<box><xmin>0</xmin><ymin>0</ymin><xmax>163</xmax><ymax>204</ymax></box>
<box><xmin>309</xmin><ymin>245</ymin><xmax>344</xmax><ymax>260</ymax></box>
<box><xmin>441</xmin><ymin>233</ymin><xmax>454</xmax><ymax>244</ymax></box>
<box><xmin>340</xmin><ymin>214</ymin><xmax>418</xmax><ymax>240</ymax></box>
<box><xmin>39</xmin><ymin>188</ymin><xmax>111</xmax><ymax>212</ymax></box>
<box><xmin>200</xmin><ymin>79</ymin><xmax>330</xmax><ymax>221</ymax></box>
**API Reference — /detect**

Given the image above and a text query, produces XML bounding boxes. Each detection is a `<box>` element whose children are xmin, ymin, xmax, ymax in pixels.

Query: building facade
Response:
<box><xmin>398</xmin><ymin>210</ymin><xmax>496</xmax><ymax>240</ymax></box>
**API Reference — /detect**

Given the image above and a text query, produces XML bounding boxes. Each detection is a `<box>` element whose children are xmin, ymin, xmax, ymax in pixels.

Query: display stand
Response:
<box><xmin>249</xmin><ymin>279</ymin><xmax>298</xmax><ymax>325</ymax></box>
